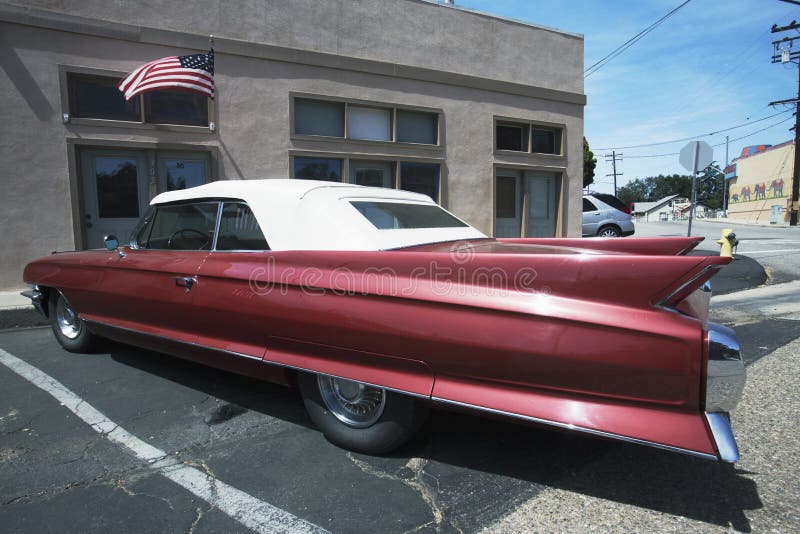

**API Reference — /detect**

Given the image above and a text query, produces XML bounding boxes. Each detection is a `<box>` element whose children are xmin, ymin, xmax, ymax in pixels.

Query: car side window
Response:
<box><xmin>215</xmin><ymin>202</ymin><xmax>270</xmax><ymax>251</ymax></box>
<box><xmin>583</xmin><ymin>198</ymin><xmax>598</xmax><ymax>212</ymax></box>
<box><xmin>144</xmin><ymin>202</ymin><xmax>219</xmax><ymax>250</ymax></box>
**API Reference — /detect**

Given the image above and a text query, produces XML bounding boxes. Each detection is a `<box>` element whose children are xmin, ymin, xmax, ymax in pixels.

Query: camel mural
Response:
<box><xmin>740</xmin><ymin>185</ymin><xmax>751</xmax><ymax>202</ymax></box>
<box><xmin>770</xmin><ymin>178</ymin><xmax>784</xmax><ymax>197</ymax></box>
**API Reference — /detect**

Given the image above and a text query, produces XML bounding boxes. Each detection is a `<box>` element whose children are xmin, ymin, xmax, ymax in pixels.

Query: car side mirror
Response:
<box><xmin>104</xmin><ymin>234</ymin><xmax>119</xmax><ymax>250</ymax></box>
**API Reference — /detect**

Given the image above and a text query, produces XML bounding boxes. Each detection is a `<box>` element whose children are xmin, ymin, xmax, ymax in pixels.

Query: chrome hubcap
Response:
<box><xmin>600</xmin><ymin>229</ymin><xmax>619</xmax><ymax>237</ymax></box>
<box><xmin>317</xmin><ymin>375</ymin><xmax>386</xmax><ymax>428</ymax></box>
<box><xmin>55</xmin><ymin>294</ymin><xmax>81</xmax><ymax>339</ymax></box>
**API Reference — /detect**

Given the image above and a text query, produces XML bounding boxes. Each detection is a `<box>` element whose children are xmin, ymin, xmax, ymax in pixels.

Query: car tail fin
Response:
<box><xmin>654</xmin><ymin>256</ymin><xmax>731</xmax><ymax>308</ymax></box>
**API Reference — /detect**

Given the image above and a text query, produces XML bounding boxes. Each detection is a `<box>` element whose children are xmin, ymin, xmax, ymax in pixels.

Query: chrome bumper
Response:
<box><xmin>21</xmin><ymin>286</ymin><xmax>46</xmax><ymax>317</ymax></box>
<box><xmin>705</xmin><ymin>322</ymin><xmax>745</xmax><ymax>462</ymax></box>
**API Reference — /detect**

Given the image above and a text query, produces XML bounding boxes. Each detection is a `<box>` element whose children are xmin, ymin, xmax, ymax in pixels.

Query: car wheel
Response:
<box><xmin>298</xmin><ymin>372</ymin><xmax>428</xmax><ymax>454</ymax></box>
<box><xmin>48</xmin><ymin>290</ymin><xmax>96</xmax><ymax>353</ymax></box>
<box><xmin>597</xmin><ymin>225</ymin><xmax>622</xmax><ymax>237</ymax></box>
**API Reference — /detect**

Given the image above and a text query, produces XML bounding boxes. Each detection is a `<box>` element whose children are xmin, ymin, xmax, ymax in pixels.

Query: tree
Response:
<box><xmin>697</xmin><ymin>162</ymin><xmax>724</xmax><ymax>209</ymax></box>
<box><xmin>616</xmin><ymin>174</ymin><xmax>693</xmax><ymax>207</ymax></box>
<box><xmin>583</xmin><ymin>137</ymin><xmax>596</xmax><ymax>188</ymax></box>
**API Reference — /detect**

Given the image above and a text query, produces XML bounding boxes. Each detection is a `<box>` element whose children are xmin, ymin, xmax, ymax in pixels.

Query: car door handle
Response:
<box><xmin>174</xmin><ymin>276</ymin><xmax>195</xmax><ymax>292</ymax></box>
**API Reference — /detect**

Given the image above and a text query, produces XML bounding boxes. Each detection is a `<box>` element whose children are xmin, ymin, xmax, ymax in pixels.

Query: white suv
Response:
<box><xmin>582</xmin><ymin>194</ymin><xmax>635</xmax><ymax>237</ymax></box>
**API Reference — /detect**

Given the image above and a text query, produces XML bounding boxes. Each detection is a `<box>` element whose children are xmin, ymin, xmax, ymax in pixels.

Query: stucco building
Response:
<box><xmin>725</xmin><ymin>141</ymin><xmax>794</xmax><ymax>223</ymax></box>
<box><xmin>0</xmin><ymin>0</ymin><xmax>586</xmax><ymax>290</ymax></box>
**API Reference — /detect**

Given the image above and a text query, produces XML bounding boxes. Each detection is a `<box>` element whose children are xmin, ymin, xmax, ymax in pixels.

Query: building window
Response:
<box><xmin>495</xmin><ymin>119</ymin><xmax>562</xmax><ymax>155</ymax></box>
<box><xmin>66</xmin><ymin>73</ymin><xmax>210</xmax><ymax>126</ymax></box>
<box><xmin>532</xmin><ymin>127</ymin><xmax>560</xmax><ymax>154</ymax></box>
<box><xmin>68</xmin><ymin>74</ymin><xmax>141</xmax><ymax>121</ymax></box>
<box><xmin>400</xmin><ymin>162</ymin><xmax>440</xmax><ymax>202</ymax></box>
<box><xmin>496</xmin><ymin>123</ymin><xmax>528</xmax><ymax>152</ymax></box>
<box><xmin>144</xmin><ymin>90</ymin><xmax>209</xmax><ymax>126</ymax></box>
<box><xmin>293</xmin><ymin>157</ymin><xmax>343</xmax><ymax>182</ymax></box>
<box><xmin>396</xmin><ymin>110</ymin><xmax>437</xmax><ymax>144</ymax></box>
<box><xmin>294</xmin><ymin>99</ymin><xmax>345</xmax><ymax>137</ymax></box>
<box><xmin>292</xmin><ymin>96</ymin><xmax>439</xmax><ymax>145</ymax></box>
<box><xmin>347</xmin><ymin>106</ymin><xmax>392</xmax><ymax>141</ymax></box>
<box><xmin>350</xmin><ymin>160</ymin><xmax>394</xmax><ymax>188</ymax></box>
<box><xmin>292</xmin><ymin>155</ymin><xmax>442</xmax><ymax>202</ymax></box>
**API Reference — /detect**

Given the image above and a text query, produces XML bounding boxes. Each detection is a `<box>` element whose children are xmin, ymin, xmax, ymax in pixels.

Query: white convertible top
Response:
<box><xmin>150</xmin><ymin>179</ymin><xmax>486</xmax><ymax>251</ymax></box>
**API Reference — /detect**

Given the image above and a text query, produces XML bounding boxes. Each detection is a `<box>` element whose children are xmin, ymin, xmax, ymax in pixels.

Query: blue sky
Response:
<box><xmin>454</xmin><ymin>0</ymin><xmax>800</xmax><ymax>194</ymax></box>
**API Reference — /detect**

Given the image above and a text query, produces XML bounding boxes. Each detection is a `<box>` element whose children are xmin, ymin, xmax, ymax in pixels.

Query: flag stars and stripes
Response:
<box><xmin>118</xmin><ymin>49</ymin><xmax>215</xmax><ymax>101</ymax></box>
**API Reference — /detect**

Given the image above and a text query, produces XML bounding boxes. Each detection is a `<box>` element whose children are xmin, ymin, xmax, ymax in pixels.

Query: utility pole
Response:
<box><xmin>770</xmin><ymin>17</ymin><xmax>800</xmax><ymax>226</ymax></box>
<box><xmin>604</xmin><ymin>151</ymin><xmax>623</xmax><ymax>196</ymax></box>
<box><xmin>723</xmin><ymin>135</ymin><xmax>729</xmax><ymax>217</ymax></box>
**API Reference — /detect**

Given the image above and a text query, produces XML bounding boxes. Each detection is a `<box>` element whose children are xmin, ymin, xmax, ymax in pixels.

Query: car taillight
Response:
<box><xmin>620</xmin><ymin>207</ymin><xmax>631</xmax><ymax>214</ymax></box>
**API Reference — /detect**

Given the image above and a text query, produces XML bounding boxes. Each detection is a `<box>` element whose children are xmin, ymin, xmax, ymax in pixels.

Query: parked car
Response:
<box><xmin>23</xmin><ymin>179</ymin><xmax>743</xmax><ymax>461</ymax></box>
<box><xmin>582</xmin><ymin>193</ymin><xmax>635</xmax><ymax>237</ymax></box>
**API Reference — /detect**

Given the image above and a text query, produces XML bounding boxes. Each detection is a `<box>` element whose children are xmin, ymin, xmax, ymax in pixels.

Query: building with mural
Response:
<box><xmin>724</xmin><ymin>141</ymin><xmax>794</xmax><ymax>223</ymax></box>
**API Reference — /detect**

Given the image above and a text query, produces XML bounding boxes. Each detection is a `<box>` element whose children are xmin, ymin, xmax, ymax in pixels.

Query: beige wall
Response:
<box><xmin>12</xmin><ymin>0</ymin><xmax>584</xmax><ymax>95</ymax></box>
<box><xmin>0</xmin><ymin>1</ymin><xmax>585</xmax><ymax>290</ymax></box>
<box><xmin>727</xmin><ymin>142</ymin><xmax>793</xmax><ymax>224</ymax></box>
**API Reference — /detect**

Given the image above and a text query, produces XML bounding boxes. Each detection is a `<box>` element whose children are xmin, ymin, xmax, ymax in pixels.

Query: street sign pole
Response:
<box><xmin>688</xmin><ymin>142</ymin><xmax>699</xmax><ymax>237</ymax></box>
<box><xmin>680</xmin><ymin>140</ymin><xmax>714</xmax><ymax>237</ymax></box>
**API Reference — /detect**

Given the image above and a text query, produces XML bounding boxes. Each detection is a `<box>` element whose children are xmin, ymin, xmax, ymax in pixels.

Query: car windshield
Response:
<box><xmin>350</xmin><ymin>201</ymin><xmax>468</xmax><ymax>230</ymax></box>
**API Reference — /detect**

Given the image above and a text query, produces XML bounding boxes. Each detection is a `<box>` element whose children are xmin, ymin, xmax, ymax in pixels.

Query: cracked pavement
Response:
<box><xmin>1</xmin><ymin>277</ymin><xmax>799</xmax><ymax>532</ymax></box>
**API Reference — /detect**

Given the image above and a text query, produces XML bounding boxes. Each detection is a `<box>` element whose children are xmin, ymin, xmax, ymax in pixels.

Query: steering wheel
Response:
<box><xmin>167</xmin><ymin>228</ymin><xmax>210</xmax><ymax>250</ymax></box>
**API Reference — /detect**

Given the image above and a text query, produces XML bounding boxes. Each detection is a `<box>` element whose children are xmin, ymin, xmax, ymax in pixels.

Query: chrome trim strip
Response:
<box><xmin>705</xmin><ymin>412</ymin><xmax>740</xmax><ymax>462</ymax></box>
<box><xmin>82</xmin><ymin>319</ymin><xmax>428</xmax><ymax>399</ymax></box>
<box><xmin>431</xmin><ymin>396</ymin><xmax>719</xmax><ymax>461</ymax></box>
<box><xmin>656</xmin><ymin>265</ymin><xmax>721</xmax><ymax>307</ymax></box>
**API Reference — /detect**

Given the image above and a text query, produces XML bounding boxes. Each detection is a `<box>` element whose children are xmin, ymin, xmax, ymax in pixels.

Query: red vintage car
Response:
<box><xmin>23</xmin><ymin>179</ymin><xmax>744</xmax><ymax>461</ymax></box>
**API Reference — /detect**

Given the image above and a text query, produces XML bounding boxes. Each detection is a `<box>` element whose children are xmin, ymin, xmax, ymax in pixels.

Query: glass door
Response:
<box><xmin>495</xmin><ymin>171</ymin><xmax>522</xmax><ymax>237</ymax></box>
<box><xmin>80</xmin><ymin>149</ymin><xmax>149</xmax><ymax>249</ymax></box>
<box><xmin>524</xmin><ymin>171</ymin><xmax>558</xmax><ymax>237</ymax></box>
<box><xmin>157</xmin><ymin>152</ymin><xmax>211</xmax><ymax>192</ymax></box>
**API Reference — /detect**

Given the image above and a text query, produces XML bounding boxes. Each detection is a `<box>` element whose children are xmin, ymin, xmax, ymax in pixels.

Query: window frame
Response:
<box><xmin>493</xmin><ymin>116</ymin><xmax>565</xmax><ymax>157</ymax></box>
<box><xmin>492</xmin><ymin>165</ymin><xmax>564</xmax><ymax>238</ymax></box>
<box><xmin>290</xmin><ymin>93</ymin><xmax>442</xmax><ymax>148</ymax></box>
<box><xmin>59</xmin><ymin>65</ymin><xmax>216</xmax><ymax>133</ymax></box>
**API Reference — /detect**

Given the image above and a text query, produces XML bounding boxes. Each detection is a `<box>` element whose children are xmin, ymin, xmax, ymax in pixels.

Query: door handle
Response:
<box><xmin>174</xmin><ymin>276</ymin><xmax>195</xmax><ymax>292</ymax></box>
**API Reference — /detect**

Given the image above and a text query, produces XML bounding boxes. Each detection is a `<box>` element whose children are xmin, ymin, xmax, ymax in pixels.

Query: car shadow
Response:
<box><xmin>104</xmin><ymin>340</ymin><xmax>761</xmax><ymax>532</ymax></box>
<box><xmin>402</xmin><ymin>410</ymin><xmax>761</xmax><ymax>532</ymax></box>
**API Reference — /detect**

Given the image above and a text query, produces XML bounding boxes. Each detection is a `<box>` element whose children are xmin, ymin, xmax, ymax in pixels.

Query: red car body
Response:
<box><xmin>23</xmin><ymin>180</ymin><xmax>744</xmax><ymax>461</ymax></box>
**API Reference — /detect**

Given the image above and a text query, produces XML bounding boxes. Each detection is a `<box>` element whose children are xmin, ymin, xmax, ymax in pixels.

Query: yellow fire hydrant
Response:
<box><xmin>717</xmin><ymin>229</ymin><xmax>738</xmax><ymax>257</ymax></box>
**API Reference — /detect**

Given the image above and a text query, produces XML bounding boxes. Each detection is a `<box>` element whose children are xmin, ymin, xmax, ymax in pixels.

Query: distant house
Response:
<box><xmin>632</xmin><ymin>195</ymin><xmax>680</xmax><ymax>222</ymax></box>
<box><xmin>632</xmin><ymin>195</ymin><xmax>712</xmax><ymax>221</ymax></box>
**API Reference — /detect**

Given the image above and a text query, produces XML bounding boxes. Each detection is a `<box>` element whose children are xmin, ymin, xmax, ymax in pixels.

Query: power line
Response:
<box><xmin>595</xmin><ymin>111</ymin><xmax>790</xmax><ymax>151</ymax></box>
<box><xmin>584</xmin><ymin>0</ymin><xmax>693</xmax><ymax>78</ymax></box>
<box><xmin>620</xmin><ymin>116</ymin><xmax>794</xmax><ymax>159</ymax></box>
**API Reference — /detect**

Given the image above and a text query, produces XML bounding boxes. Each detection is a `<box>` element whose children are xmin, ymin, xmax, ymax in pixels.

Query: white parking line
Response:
<box><xmin>736</xmin><ymin>248</ymin><xmax>799</xmax><ymax>254</ymax></box>
<box><xmin>0</xmin><ymin>348</ymin><xmax>328</xmax><ymax>534</ymax></box>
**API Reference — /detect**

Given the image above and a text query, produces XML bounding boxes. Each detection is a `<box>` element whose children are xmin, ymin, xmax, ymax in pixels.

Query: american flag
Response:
<box><xmin>118</xmin><ymin>50</ymin><xmax>214</xmax><ymax>100</ymax></box>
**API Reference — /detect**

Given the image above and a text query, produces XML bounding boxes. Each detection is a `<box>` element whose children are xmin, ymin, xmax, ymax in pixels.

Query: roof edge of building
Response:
<box><xmin>414</xmin><ymin>0</ymin><xmax>584</xmax><ymax>39</ymax></box>
<box><xmin>733</xmin><ymin>139</ymin><xmax>794</xmax><ymax>162</ymax></box>
<box><xmin>0</xmin><ymin>1</ymin><xmax>587</xmax><ymax>106</ymax></box>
